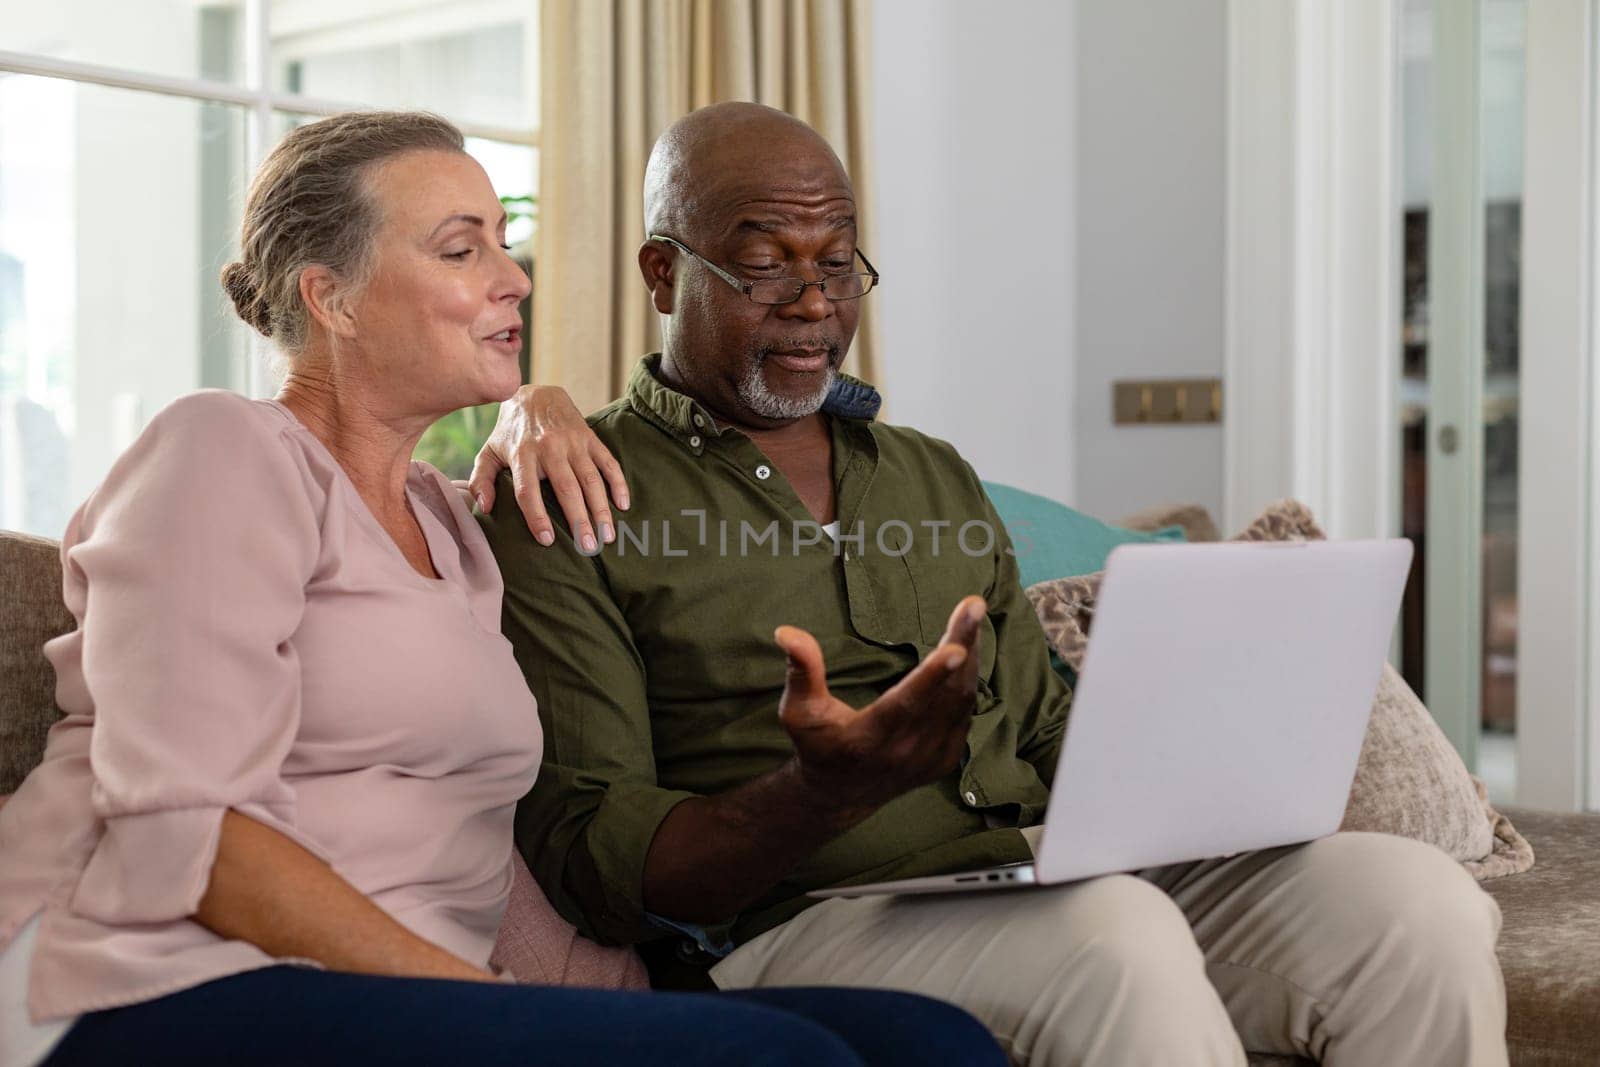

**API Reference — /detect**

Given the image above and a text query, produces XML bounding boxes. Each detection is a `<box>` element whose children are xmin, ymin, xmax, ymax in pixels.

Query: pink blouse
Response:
<box><xmin>0</xmin><ymin>391</ymin><xmax>541</xmax><ymax>1021</ymax></box>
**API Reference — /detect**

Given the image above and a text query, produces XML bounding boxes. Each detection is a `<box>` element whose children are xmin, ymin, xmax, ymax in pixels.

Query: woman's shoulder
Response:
<box><xmin>71</xmin><ymin>390</ymin><xmax>323</xmax><ymax>545</ymax></box>
<box><xmin>139</xmin><ymin>389</ymin><xmax>301</xmax><ymax>455</ymax></box>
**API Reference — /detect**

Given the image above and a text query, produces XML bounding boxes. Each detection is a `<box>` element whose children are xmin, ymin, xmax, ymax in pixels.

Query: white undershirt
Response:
<box><xmin>0</xmin><ymin>913</ymin><xmax>77</xmax><ymax>1067</ymax></box>
<box><xmin>822</xmin><ymin>521</ymin><xmax>840</xmax><ymax>543</ymax></box>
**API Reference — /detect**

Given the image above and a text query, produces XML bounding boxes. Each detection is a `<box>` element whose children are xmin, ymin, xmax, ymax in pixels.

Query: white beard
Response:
<box><xmin>737</xmin><ymin>359</ymin><xmax>837</xmax><ymax>419</ymax></box>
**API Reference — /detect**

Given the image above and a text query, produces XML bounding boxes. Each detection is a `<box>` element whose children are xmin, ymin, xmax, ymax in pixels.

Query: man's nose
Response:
<box><xmin>777</xmin><ymin>277</ymin><xmax>832</xmax><ymax>322</ymax></box>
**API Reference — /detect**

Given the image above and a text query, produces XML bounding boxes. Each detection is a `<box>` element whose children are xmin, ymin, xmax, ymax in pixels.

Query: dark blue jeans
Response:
<box><xmin>44</xmin><ymin>965</ymin><xmax>1004</xmax><ymax>1066</ymax></box>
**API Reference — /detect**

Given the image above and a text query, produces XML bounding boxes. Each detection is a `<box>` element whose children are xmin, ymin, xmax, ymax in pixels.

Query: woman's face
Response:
<box><xmin>346</xmin><ymin>149</ymin><xmax>531</xmax><ymax>418</ymax></box>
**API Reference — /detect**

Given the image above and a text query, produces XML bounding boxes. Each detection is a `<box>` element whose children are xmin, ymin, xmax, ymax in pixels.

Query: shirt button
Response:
<box><xmin>692</xmin><ymin>414</ymin><xmax>706</xmax><ymax>428</ymax></box>
<box><xmin>689</xmin><ymin>435</ymin><xmax>702</xmax><ymax>449</ymax></box>
<box><xmin>963</xmin><ymin>790</ymin><xmax>978</xmax><ymax>805</ymax></box>
<box><xmin>755</xmin><ymin>464</ymin><xmax>771</xmax><ymax>480</ymax></box>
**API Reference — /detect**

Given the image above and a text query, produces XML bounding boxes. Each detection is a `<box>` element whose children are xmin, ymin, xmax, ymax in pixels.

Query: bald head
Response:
<box><xmin>643</xmin><ymin>102</ymin><xmax>853</xmax><ymax>241</ymax></box>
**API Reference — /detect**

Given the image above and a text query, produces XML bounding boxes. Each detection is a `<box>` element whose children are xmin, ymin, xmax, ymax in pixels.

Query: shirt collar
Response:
<box><xmin>625</xmin><ymin>353</ymin><xmax>883</xmax><ymax>447</ymax></box>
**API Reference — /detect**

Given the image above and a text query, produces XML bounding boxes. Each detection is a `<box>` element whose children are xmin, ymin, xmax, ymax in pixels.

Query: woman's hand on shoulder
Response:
<box><xmin>467</xmin><ymin>385</ymin><xmax>629</xmax><ymax>551</ymax></box>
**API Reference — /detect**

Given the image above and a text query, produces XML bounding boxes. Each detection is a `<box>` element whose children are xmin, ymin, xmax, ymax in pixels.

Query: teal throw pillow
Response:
<box><xmin>980</xmin><ymin>481</ymin><xmax>1186</xmax><ymax>589</ymax></box>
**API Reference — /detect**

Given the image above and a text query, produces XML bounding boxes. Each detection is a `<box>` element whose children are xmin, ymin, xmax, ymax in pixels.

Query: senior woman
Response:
<box><xmin>0</xmin><ymin>111</ymin><xmax>1002</xmax><ymax>1066</ymax></box>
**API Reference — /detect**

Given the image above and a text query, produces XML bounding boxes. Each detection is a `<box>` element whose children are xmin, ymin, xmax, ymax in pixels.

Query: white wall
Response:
<box><xmin>872</xmin><ymin>0</ymin><xmax>1228</xmax><ymax>523</ymax></box>
<box><xmin>870</xmin><ymin>0</ymin><xmax>1076</xmax><ymax>505</ymax></box>
<box><xmin>1074</xmin><ymin>0</ymin><xmax>1227</xmax><ymax>523</ymax></box>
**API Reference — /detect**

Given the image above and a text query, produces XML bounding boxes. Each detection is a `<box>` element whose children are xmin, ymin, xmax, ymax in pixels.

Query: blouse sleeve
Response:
<box><xmin>55</xmin><ymin>392</ymin><xmax>324</xmax><ymax>926</ymax></box>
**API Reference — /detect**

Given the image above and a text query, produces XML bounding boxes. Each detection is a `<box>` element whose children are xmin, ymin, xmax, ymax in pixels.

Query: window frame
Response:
<box><xmin>0</xmin><ymin>0</ymin><xmax>540</xmax><ymax>397</ymax></box>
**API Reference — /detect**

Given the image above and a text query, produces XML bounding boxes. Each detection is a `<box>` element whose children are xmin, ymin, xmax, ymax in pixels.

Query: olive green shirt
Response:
<box><xmin>482</xmin><ymin>355</ymin><xmax>1073</xmax><ymax>949</ymax></box>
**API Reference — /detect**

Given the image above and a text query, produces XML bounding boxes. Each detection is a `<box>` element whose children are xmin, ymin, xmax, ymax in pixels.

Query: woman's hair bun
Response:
<box><xmin>220</xmin><ymin>261</ymin><xmax>272</xmax><ymax>337</ymax></box>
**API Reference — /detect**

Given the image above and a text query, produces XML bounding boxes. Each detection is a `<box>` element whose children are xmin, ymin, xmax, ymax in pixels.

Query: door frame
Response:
<box><xmin>1519</xmin><ymin>0</ymin><xmax>1594</xmax><ymax>811</ymax></box>
<box><xmin>1223</xmin><ymin>0</ymin><xmax>1400</xmax><ymax>546</ymax></box>
<box><xmin>1226</xmin><ymin>0</ymin><xmax>1599</xmax><ymax>810</ymax></box>
<box><xmin>1424</xmin><ymin>0</ymin><xmax>1486</xmax><ymax>776</ymax></box>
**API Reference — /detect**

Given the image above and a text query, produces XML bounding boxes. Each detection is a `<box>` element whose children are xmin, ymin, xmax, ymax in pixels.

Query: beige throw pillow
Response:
<box><xmin>1025</xmin><ymin>499</ymin><xmax>1533</xmax><ymax>880</ymax></box>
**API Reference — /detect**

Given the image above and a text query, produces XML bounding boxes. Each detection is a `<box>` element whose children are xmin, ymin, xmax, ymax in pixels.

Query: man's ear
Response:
<box><xmin>299</xmin><ymin>265</ymin><xmax>359</xmax><ymax>339</ymax></box>
<box><xmin>638</xmin><ymin>242</ymin><xmax>676</xmax><ymax>314</ymax></box>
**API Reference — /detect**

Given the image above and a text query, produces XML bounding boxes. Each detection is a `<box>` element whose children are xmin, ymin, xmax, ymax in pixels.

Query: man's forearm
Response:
<box><xmin>641</xmin><ymin>759</ymin><xmax>877</xmax><ymax>923</ymax></box>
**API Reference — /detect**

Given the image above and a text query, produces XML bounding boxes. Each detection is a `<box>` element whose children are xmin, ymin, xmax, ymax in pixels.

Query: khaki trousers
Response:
<box><xmin>711</xmin><ymin>832</ymin><xmax>1507</xmax><ymax>1066</ymax></box>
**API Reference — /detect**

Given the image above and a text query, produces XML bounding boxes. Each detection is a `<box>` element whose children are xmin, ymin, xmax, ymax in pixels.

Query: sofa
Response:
<box><xmin>4</xmin><ymin>519</ymin><xmax>1600</xmax><ymax>1065</ymax></box>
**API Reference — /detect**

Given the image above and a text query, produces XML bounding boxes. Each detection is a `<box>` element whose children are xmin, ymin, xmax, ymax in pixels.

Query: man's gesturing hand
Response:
<box><xmin>775</xmin><ymin>595</ymin><xmax>986</xmax><ymax>814</ymax></box>
<box><xmin>640</xmin><ymin>597</ymin><xmax>988</xmax><ymax>923</ymax></box>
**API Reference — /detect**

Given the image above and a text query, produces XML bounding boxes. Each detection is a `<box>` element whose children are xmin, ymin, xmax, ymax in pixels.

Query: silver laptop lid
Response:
<box><xmin>1033</xmin><ymin>539</ymin><xmax>1413</xmax><ymax>885</ymax></box>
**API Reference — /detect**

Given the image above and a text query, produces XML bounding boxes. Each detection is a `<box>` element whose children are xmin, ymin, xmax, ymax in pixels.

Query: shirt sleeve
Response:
<box><xmin>967</xmin><ymin>465</ymin><xmax>1074</xmax><ymax>788</ymax></box>
<box><xmin>56</xmin><ymin>393</ymin><xmax>324</xmax><ymax>927</ymax></box>
<box><xmin>480</xmin><ymin>474</ymin><xmax>695</xmax><ymax>947</ymax></box>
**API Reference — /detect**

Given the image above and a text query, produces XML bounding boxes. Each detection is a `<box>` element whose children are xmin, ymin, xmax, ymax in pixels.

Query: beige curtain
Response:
<box><xmin>534</xmin><ymin>0</ymin><xmax>881</xmax><ymax>412</ymax></box>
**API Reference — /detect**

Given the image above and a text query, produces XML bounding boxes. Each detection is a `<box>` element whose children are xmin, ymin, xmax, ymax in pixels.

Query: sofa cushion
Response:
<box><xmin>1</xmin><ymin>531</ymin><xmax>72</xmax><ymax>795</ymax></box>
<box><xmin>1115</xmin><ymin>501</ymin><xmax>1222</xmax><ymax>543</ymax></box>
<box><xmin>1350</xmin><ymin>669</ymin><xmax>1534</xmax><ymax>878</ymax></box>
<box><xmin>981</xmin><ymin>481</ymin><xmax>1185</xmax><ymax>589</ymax></box>
<box><xmin>1024</xmin><ymin>499</ymin><xmax>1532</xmax><ymax>881</ymax></box>
<box><xmin>1488</xmin><ymin>807</ymin><xmax>1600</xmax><ymax>1066</ymax></box>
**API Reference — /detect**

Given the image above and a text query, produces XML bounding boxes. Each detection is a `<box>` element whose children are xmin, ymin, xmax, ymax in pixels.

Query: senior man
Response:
<box><xmin>475</xmin><ymin>102</ymin><xmax>1506</xmax><ymax>1066</ymax></box>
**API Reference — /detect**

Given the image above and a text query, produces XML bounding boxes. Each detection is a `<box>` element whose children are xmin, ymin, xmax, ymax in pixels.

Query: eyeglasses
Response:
<box><xmin>648</xmin><ymin>234</ymin><xmax>880</xmax><ymax>306</ymax></box>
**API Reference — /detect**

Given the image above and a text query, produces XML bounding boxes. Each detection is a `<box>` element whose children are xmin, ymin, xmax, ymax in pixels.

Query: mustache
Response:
<box><xmin>755</xmin><ymin>338</ymin><xmax>844</xmax><ymax>365</ymax></box>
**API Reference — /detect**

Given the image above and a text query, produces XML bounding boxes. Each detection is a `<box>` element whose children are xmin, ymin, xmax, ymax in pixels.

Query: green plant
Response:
<box><xmin>414</xmin><ymin>401</ymin><xmax>500</xmax><ymax>481</ymax></box>
<box><xmin>501</xmin><ymin>194</ymin><xmax>537</xmax><ymax>225</ymax></box>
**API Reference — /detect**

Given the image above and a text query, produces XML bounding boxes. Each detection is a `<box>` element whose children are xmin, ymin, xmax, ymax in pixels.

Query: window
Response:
<box><xmin>0</xmin><ymin>0</ymin><xmax>539</xmax><ymax>536</ymax></box>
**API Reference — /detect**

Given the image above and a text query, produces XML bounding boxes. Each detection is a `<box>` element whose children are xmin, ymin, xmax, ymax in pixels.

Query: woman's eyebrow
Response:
<box><xmin>427</xmin><ymin>211</ymin><xmax>508</xmax><ymax>238</ymax></box>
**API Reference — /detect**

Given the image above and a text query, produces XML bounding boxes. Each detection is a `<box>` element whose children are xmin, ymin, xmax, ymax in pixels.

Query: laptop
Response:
<box><xmin>809</xmin><ymin>538</ymin><xmax>1414</xmax><ymax>900</ymax></box>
